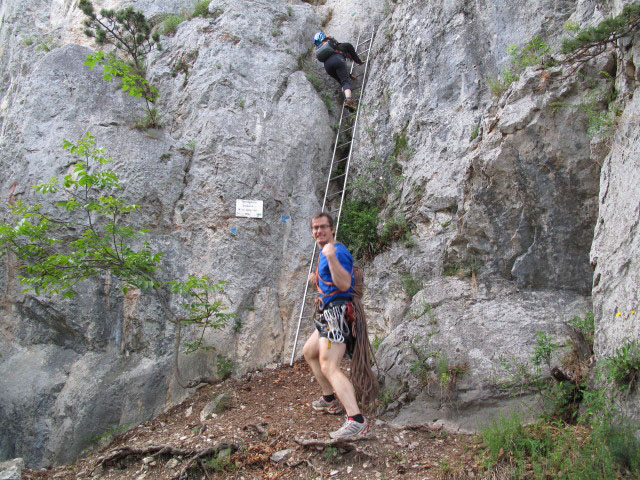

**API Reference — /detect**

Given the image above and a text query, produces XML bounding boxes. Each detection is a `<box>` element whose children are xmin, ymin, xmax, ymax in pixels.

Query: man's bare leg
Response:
<box><xmin>303</xmin><ymin>330</ymin><xmax>334</xmax><ymax>395</ymax></box>
<box><xmin>318</xmin><ymin>337</ymin><xmax>359</xmax><ymax>416</ymax></box>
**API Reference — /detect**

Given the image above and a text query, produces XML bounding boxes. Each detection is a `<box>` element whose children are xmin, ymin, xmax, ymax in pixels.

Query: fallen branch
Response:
<box><xmin>294</xmin><ymin>436</ymin><xmax>375</xmax><ymax>459</ymax></box>
<box><xmin>175</xmin><ymin>443</ymin><xmax>238</xmax><ymax>480</ymax></box>
<box><xmin>387</xmin><ymin>422</ymin><xmax>443</xmax><ymax>433</ymax></box>
<box><xmin>287</xmin><ymin>456</ymin><xmax>325</xmax><ymax>475</ymax></box>
<box><xmin>294</xmin><ymin>436</ymin><xmax>375</xmax><ymax>449</ymax></box>
<box><xmin>96</xmin><ymin>444</ymin><xmax>179</xmax><ymax>466</ymax></box>
<box><xmin>92</xmin><ymin>442</ymin><xmax>238</xmax><ymax>479</ymax></box>
<box><xmin>198</xmin><ymin>458</ymin><xmax>212</xmax><ymax>480</ymax></box>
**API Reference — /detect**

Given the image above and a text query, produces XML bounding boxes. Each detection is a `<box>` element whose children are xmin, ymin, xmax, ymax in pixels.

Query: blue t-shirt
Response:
<box><xmin>317</xmin><ymin>243</ymin><xmax>354</xmax><ymax>307</ymax></box>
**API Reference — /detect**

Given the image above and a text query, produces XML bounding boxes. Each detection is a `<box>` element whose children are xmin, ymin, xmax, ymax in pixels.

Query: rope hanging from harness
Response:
<box><xmin>348</xmin><ymin>267</ymin><xmax>379</xmax><ymax>407</ymax></box>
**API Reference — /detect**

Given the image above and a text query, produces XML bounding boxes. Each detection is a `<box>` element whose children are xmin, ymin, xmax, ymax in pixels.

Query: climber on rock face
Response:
<box><xmin>313</xmin><ymin>31</ymin><xmax>364</xmax><ymax>110</ymax></box>
<box><xmin>302</xmin><ymin>212</ymin><xmax>370</xmax><ymax>440</ymax></box>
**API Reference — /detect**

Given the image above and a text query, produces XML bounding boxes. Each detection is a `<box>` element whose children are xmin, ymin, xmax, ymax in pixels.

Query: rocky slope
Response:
<box><xmin>1</xmin><ymin>0</ymin><xmax>639</xmax><ymax>469</ymax></box>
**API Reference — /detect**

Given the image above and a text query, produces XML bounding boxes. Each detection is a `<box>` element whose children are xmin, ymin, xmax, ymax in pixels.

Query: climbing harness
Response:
<box><xmin>289</xmin><ymin>27</ymin><xmax>376</xmax><ymax>366</ymax></box>
<box><xmin>315</xmin><ymin>302</ymin><xmax>351</xmax><ymax>344</ymax></box>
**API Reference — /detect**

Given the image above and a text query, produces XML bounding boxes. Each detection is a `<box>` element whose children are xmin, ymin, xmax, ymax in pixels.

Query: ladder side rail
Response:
<box><xmin>334</xmin><ymin>32</ymin><xmax>374</xmax><ymax>236</ymax></box>
<box><xmin>289</xmin><ymin>244</ymin><xmax>319</xmax><ymax>366</ymax></box>
<box><xmin>321</xmin><ymin>98</ymin><xmax>348</xmax><ymax>211</ymax></box>
<box><xmin>322</xmin><ymin>29</ymin><xmax>366</xmax><ymax>211</ymax></box>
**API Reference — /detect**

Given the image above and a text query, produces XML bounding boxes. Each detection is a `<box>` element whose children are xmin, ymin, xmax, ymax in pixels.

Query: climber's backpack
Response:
<box><xmin>315</xmin><ymin>40</ymin><xmax>341</xmax><ymax>62</ymax></box>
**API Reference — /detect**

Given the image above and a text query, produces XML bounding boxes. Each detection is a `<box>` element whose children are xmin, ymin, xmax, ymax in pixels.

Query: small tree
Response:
<box><xmin>560</xmin><ymin>3</ymin><xmax>640</xmax><ymax>67</ymax></box>
<box><xmin>78</xmin><ymin>0</ymin><xmax>161</xmax><ymax>127</ymax></box>
<box><xmin>78</xmin><ymin>0</ymin><xmax>160</xmax><ymax>71</ymax></box>
<box><xmin>0</xmin><ymin>133</ymin><xmax>232</xmax><ymax>387</ymax></box>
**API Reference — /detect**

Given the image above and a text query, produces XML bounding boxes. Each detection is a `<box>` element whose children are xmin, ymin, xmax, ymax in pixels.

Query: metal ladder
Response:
<box><xmin>288</xmin><ymin>28</ymin><xmax>376</xmax><ymax>366</ymax></box>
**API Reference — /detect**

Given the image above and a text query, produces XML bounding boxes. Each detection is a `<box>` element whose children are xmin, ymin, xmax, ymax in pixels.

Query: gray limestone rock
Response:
<box><xmin>200</xmin><ymin>393</ymin><xmax>232</xmax><ymax>422</ymax></box>
<box><xmin>270</xmin><ymin>448</ymin><xmax>291</xmax><ymax>463</ymax></box>
<box><xmin>0</xmin><ymin>0</ymin><xmax>329</xmax><ymax>468</ymax></box>
<box><xmin>377</xmin><ymin>278</ymin><xmax>591</xmax><ymax>431</ymax></box>
<box><xmin>590</xmin><ymin>35</ymin><xmax>640</xmax><ymax>418</ymax></box>
<box><xmin>2</xmin><ymin>0</ymin><xmax>640</xmax><ymax>468</ymax></box>
<box><xmin>359</xmin><ymin>0</ymin><xmax>604</xmax><ymax>429</ymax></box>
<box><xmin>0</xmin><ymin>458</ymin><xmax>24</xmax><ymax>480</ymax></box>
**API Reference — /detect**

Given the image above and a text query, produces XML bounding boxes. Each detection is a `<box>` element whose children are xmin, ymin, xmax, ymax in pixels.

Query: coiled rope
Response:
<box><xmin>349</xmin><ymin>266</ymin><xmax>379</xmax><ymax>408</ymax></box>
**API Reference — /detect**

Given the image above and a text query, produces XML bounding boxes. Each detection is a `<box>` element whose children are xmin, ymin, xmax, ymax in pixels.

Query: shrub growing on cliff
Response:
<box><xmin>480</xmin><ymin>313</ymin><xmax>640</xmax><ymax>478</ymax></box>
<box><xmin>158</xmin><ymin>15</ymin><xmax>185</xmax><ymax>37</ymax></box>
<box><xmin>605</xmin><ymin>340</ymin><xmax>640</xmax><ymax>392</ymax></box>
<box><xmin>78</xmin><ymin>0</ymin><xmax>160</xmax><ymax>71</ymax></box>
<box><xmin>560</xmin><ymin>2</ymin><xmax>640</xmax><ymax>66</ymax></box>
<box><xmin>338</xmin><ymin>131</ymin><xmax>409</xmax><ymax>260</ymax></box>
<box><xmin>338</xmin><ymin>200</ymin><xmax>380</xmax><ymax>259</ymax></box>
<box><xmin>486</xmin><ymin>35</ymin><xmax>551</xmax><ymax>97</ymax></box>
<box><xmin>191</xmin><ymin>0</ymin><xmax>223</xmax><ymax>19</ymax></box>
<box><xmin>0</xmin><ymin>133</ymin><xmax>233</xmax><ymax>387</ymax></box>
<box><xmin>78</xmin><ymin>0</ymin><xmax>160</xmax><ymax>70</ymax></box>
<box><xmin>79</xmin><ymin>0</ymin><xmax>161</xmax><ymax>127</ymax></box>
<box><xmin>550</xmin><ymin>71</ymin><xmax>621</xmax><ymax>138</ymax></box>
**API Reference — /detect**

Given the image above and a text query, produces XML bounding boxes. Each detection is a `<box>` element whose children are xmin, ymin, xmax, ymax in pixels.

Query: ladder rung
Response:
<box><xmin>330</xmin><ymin>173</ymin><xmax>346</xmax><ymax>181</ymax></box>
<box><xmin>358</xmin><ymin>47</ymin><xmax>371</xmax><ymax>55</ymax></box>
<box><xmin>356</xmin><ymin>37</ymin><xmax>373</xmax><ymax>47</ymax></box>
<box><xmin>340</xmin><ymin>125</ymin><xmax>355</xmax><ymax>134</ymax></box>
<box><xmin>327</xmin><ymin>190</ymin><xmax>344</xmax><ymax>199</ymax></box>
<box><xmin>337</xmin><ymin>141</ymin><xmax>351</xmax><ymax>149</ymax></box>
<box><xmin>335</xmin><ymin>156</ymin><xmax>349</xmax><ymax>164</ymax></box>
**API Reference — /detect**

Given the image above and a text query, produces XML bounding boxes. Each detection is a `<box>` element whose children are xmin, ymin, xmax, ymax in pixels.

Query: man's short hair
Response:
<box><xmin>310</xmin><ymin>212</ymin><xmax>334</xmax><ymax>229</ymax></box>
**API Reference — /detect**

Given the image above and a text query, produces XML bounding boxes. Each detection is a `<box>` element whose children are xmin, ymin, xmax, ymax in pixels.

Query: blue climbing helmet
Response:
<box><xmin>313</xmin><ymin>31</ymin><xmax>326</xmax><ymax>47</ymax></box>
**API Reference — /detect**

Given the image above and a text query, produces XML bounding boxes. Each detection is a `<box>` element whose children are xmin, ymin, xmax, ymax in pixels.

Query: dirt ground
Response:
<box><xmin>24</xmin><ymin>361</ymin><xmax>483</xmax><ymax>480</ymax></box>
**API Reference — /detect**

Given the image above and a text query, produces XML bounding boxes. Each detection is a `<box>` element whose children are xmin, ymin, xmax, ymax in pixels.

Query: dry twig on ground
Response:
<box><xmin>92</xmin><ymin>442</ymin><xmax>238</xmax><ymax>480</ymax></box>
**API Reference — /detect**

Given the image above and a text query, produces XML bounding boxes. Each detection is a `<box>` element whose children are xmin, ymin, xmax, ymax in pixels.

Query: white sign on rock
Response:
<box><xmin>236</xmin><ymin>199</ymin><xmax>263</xmax><ymax>218</ymax></box>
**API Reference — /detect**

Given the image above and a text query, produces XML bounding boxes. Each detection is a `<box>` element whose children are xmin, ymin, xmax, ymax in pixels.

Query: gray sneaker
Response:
<box><xmin>329</xmin><ymin>417</ymin><xmax>370</xmax><ymax>439</ymax></box>
<box><xmin>312</xmin><ymin>397</ymin><xmax>344</xmax><ymax>414</ymax></box>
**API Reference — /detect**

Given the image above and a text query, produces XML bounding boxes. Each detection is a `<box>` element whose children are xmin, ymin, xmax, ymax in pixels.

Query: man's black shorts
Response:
<box><xmin>314</xmin><ymin>300</ymin><xmax>355</xmax><ymax>357</ymax></box>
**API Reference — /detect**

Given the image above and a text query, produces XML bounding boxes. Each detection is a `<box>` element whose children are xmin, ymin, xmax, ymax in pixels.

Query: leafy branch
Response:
<box><xmin>85</xmin><ymin>51</ymin><xmax>159</xmax><ymax>125</ymax></box>
<box><xmin>560</xmin><ymin>3</ymin><xmax>640</xmax><ymax>70</ymax></box>
<box><xmin>0</xmin><ymin>133</ymin><xmax>232</xmax><ymax>388</ymax></box>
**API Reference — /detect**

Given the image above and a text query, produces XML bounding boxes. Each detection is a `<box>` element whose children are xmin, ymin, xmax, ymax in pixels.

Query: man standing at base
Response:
<box><xmin>302</xmin><ymin>212</ymin><xmax>370</xmax><ymax>439</ymax></box>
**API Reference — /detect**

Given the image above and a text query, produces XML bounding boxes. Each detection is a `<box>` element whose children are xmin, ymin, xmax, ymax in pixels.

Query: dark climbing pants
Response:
<box><xmin>324</xmin><ymin>54</ymin><xmax>352</xmax><ymax>91</ymax></box>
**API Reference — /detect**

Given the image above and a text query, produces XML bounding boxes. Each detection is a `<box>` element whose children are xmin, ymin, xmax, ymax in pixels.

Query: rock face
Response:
<box><xmin>0</xmin><ymin>0</ymin><xmax>330</xmax><ymax>467</ymax></box>
<box><xmin>590</xmin><ymin>28</ymin><xmax>640</xmax><ymax>418</ymax></box>
<box><xmin>0</xmin><ymin>458</ymin><xmax>24</xmax><ymax>480</ymax></box>
<box><xmin>1</xmin><ymin>0</ymin><xmax>640</xmax><ymax>469</ymax></box>
<box><xmin>354</xmin><ymin>0</ymin><xmax>630</xmax><ymax>432</ymax></box>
